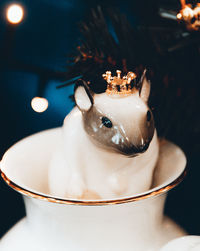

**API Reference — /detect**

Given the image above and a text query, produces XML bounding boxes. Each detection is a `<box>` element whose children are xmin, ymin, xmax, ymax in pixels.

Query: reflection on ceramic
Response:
<box><xmin>49</xmin><ymin>70</ymin><xmax>159</xmax><ymax>199</ymax></box>
<box><xmin>160</xmin><ymin>236</ymin><xmax>200</xmax><ymax>251</ymax></box>
<box><xmin>0</xmin><ymin>128</ymin><xmax>186</xmax><ymax>251</ymax></box>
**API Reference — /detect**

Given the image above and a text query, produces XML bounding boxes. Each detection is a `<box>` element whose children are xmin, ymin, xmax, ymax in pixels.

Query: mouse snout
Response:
<box><xmin>137</xmin><ymin>142</ymin><xmax>150</xmax><ymax>153</ymax></box>
<box><xmin>119</xmin><ymin>141</ymin><xmax>150</xmax><ymax>157</ymax></box>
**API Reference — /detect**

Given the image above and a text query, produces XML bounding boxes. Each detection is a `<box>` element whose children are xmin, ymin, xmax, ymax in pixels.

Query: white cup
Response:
<box><xmin>160</xmin><ymin>236</ymin><xmax>200</xmax><ymax>251</ymax></box>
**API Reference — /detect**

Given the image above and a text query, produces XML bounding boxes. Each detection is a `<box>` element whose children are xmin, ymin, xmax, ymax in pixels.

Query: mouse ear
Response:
<box><xmin>139</xmin><ymin>69</ymin><xmax>151</xmax><ymax>103</ymax></box>
<box><xmin>74</xmin><ymin>80</ymin><xmax>94</xmax><ymax>112</ymax></box>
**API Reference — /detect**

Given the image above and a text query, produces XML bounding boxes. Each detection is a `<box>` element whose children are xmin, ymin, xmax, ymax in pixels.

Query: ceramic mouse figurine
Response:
<box><xmin>48</xmin><ymin>70</ymin><xmax>159</xmax><ymax>199</ymax></box>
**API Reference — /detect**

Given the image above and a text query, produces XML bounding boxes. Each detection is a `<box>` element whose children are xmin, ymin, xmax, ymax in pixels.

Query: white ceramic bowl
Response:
<box><xmin>0</xmin><ymin>128</ymin><xmax>187</xmax><ymax>251</ymax></box>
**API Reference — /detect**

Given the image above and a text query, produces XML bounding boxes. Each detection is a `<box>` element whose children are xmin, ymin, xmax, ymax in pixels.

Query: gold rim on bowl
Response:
<box><xmin>0</xmin><ymin>168</ymin><xmax>187</xmax><ymax>206</ymax></box>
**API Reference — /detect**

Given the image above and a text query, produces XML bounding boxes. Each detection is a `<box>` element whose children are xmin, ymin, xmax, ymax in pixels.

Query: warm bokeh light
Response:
<box><xmin>180</xmin><ymin>0</ymin><xmax>186</xmax><ymax>8</ymax></box>
<box><xmin>31</xmin><ymin>97</ymin><xmax>49</xmax><ymax>113</ymax></box>
<box><xmin>6</xmin><ymin>4</ymin><xmax>24</xmax><ymax>24</ymax></box>
<box><xmin>194</xmin><ymin>6</ymin><xmax>200</xmax><ymax>17</ymax></box>
<box><xmin>182</xmin><ymin>6</ymin><xmax>194</xmax><ymax>18</ymax></box>
<box><xmin>177</xmin><ymin>13</ymin><xmax>182</xmax><ymax>19</ymax></box>
<box><xmin>177</xmin><ymin>4</ymin><xmax>200</xmax><ymax>30</ymax></box>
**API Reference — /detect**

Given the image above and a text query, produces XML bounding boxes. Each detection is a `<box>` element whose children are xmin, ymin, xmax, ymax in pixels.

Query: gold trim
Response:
<box><xmin>0</xmin><ymin>168</ymin><xmax>187</xmax><ymax>206</ymax></box>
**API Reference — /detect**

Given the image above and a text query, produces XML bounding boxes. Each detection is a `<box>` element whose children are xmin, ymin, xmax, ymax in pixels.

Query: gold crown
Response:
<box><xmin>102</xmin><ymin>70</ymin><xmax>137</xmax><ymax>95</ymax></box>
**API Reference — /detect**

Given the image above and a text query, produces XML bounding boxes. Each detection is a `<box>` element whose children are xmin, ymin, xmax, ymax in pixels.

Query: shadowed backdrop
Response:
<box><xmin>0</xmin><ymin>0</ymin><xmax>200</xmax><ymax>238</ymax></box>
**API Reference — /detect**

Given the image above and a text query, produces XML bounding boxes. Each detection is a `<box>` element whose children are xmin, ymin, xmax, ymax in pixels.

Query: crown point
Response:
<box><xmin>116</xmin><ymin>70</ymin><xmax>121</xmax><ymax>78</ymax></box>
<box><xmin>102</xmin><ymin>70</ymin><xmax>137</xmax><ymax>95</ymax></box>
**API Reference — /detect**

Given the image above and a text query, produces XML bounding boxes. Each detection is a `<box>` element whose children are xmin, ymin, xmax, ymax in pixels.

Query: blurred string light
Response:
<box><xmin>1</xmin><ymin>2</ymin><xmax>75</xmax><ymax>115</ymax></box>
<box><xmin>6</xmin><ymin>3</ymin><xmax>24</xmax><ymax>24</ymax></box>
<box><xmin>177</xmin><ymin>0</ymin><xmax>200</xmax><ymax>31</ymax></box>
<box><xmin>31</xmin><ymin>78</ymin><xmax>49</xmax><ymax>113</ymax></box>
<box><xmin>159</xmin><ymin>0</ymin><xmax>200</xmax><ymax>31</ymax></box>
<box><xmin>4</xmin><ymin>3</ymin><xmax>48</xmax><ymax>114</ymax></box>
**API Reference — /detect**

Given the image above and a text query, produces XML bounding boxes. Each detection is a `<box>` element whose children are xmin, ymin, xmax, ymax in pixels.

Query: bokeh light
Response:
<box><xmin>6</xmin><ymin>4</ymin><xmax>24</xmax><ymax>24</ymax></box>
<box><xmin>31</xmin><ymin>97</ymin><xmax>49</xmax><ymax>113</ymax></box>
<box><xmin>177</xmin><ymin>13</ymin><xmax>182</xmax><ymax>19</ymax></box>
<box><xmin>182</xmin><ymin>6</ymin><xmax>194</xmax><ymax>19</ymax></box>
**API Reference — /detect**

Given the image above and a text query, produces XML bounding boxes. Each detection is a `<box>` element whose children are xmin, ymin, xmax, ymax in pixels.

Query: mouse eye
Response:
<box><xmin>147</xmin><ymin>110</ymin><xmax>151</xmax><ymax>122</ymax></box>
<box><xmin>102</xmin><ymin>117</ymin><xmax>113</xmax><ymax>128</ymax></box>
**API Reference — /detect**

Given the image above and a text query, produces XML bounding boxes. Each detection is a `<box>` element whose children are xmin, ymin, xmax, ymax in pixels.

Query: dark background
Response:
<box><xmin>0</xmin><ymin>0</ymin><xmax>200</xmax><ymax>238</ymax></box>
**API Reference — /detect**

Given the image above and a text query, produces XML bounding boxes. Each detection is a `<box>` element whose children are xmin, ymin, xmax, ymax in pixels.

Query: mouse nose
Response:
<box><xmin>138</xmin><ymin>143</ymin><xmax>150</xmax><ymax>153</ymax></box>
<box><xmin>119</xmin><ymin>142</ymin><xmax>150</xmax><ymax>157</ymax></box>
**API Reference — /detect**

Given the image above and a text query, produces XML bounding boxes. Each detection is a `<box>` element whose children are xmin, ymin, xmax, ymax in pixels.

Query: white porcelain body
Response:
<box><xmin>48</xmin><ymin>97</ymin><xmax>159</xmax><ymax>199</ymax></box>
<box><xmin>0</xmin><ymin>195</ymin><xmax>186</xmax><ymax>251</ymax></box>
<box><xmin>0</xmin><ymin>128</ymin><xmax>187</xmax><ymax>251</ymax></box>
<box><xmin>160</xmin><ymin>236</ymin><xmax>200</xmax><ymax>251</ymax></box>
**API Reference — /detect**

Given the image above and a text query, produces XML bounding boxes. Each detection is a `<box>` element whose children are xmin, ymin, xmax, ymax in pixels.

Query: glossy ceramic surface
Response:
<box><xmin>48</xmin><ymin>75</ymin><xmax>159</xmax><ymax>199</ymax></box>
<box><xmin>160</xmin><ymin>236</ymin><xmax>200</xmax><ymax>251</ymax></box>
<box><xmin>0</xmin><ymin>128</ymin><xmax>186</xmax><ymax>251</ymax></box>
